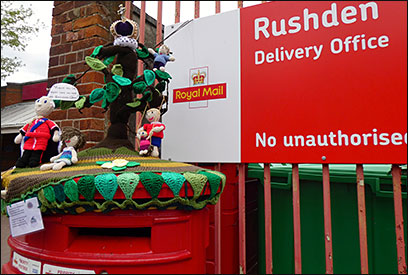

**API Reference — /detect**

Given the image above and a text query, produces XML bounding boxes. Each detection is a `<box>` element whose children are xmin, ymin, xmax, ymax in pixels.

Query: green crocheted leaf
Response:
<box><xmin>103</xmin><ymin>55</ymin><xmax>115</xmax><ymax>66</ymax></box>
<box><xmin>74</xmin><ymin>96</ymin><xmax>86</xmax><ymax>109</ymax></box>
<box><xmin>85</xmin><ymin>56</ymin><xmax>107</xmax><ymax>71</ymax></box>
<box><xmin>105</xmin><ymin>82</ymin><xmax>121</xmax><ymax>103</ymax></box>
<box><xmin>136</xmin><ymin>45</ymin><xmax>150</xmax><ymax>59</ymax></box>
<box><xmin>199</xmin><ymin>171</ymin><xmax>221</xmax><ymax>199</ymax></box>
<box><xmin>64</xmin><ymin>179</ymin><xmax>79</xmax><ymax>202</ymax></box>
<box><xmin>77</xmin><ymin>176</ymin><xmax>96</xmax><ymax>201</ymax></box>
<box><xmin>183</xmin><ymin>172</ymin><xmax>207</xmax><ymax>199</ymax></box>
<box><xmin>161</xmin><ymin>172</ymin><xmax>185</xmax><ymax>197</ymax></box>
<box><xmin>117</xmin><ymin>173</ymin><xmax>139</xmax><ymax>200</ymax></box>
<box><xmin>96</xmin><ymin>161</ymin><xmax>109</xmax><ymax>165</ymax></box>
<box><xmin>155</xmin><ymin>70</ymin><xmax>172</xmax><ymax>80</ymax></box>
<box><xmin>144</xmin><ymin>70</ymin><xmax>156</xmax><ymax>86</ymax></box>
<box><xmin>141</xmin><ymin>90</ymin><xmax>153</xmax><ymax>102</ymax></box>
<box><xmin>126</xmin><ymin>162</ymin><xmax>140</xmax><ymax>167</ymax></box>
<box><xmin>155</xmin><ymin>81</ymin><xmax>166</xmax><ymax>93</ymax></box>
<box><xmin>101</xmin><ymin>97</ymin><xmax>109</xmax><ymax>109</ymax></box>
<box><xmin>95</xmin><ymin>174</ymin><xmax>118</xmax><ymax>201</ymax></box>
<box><xmin>62</xmin><ymin>74</ymin><xmax>76</xmax><ymax>85</ymax></box>
<box><xmin>60</xmin><ymin>100</ymin><xmax>75</xmax><ymax>110</ymax></box>
<box><xmin>126</xmin><ymin>100</ymin><xmax>141</xmax><ymax>108</ymax></box>
<box><xmin>112</xmin><ymin>75</ymin><xmax>132</xmax><ymax>86</ymax></box>
<box><xmin>53</xmin><ymin>100</ymin><xmax>61</xmax><ymax>108</ymax></box>
<box><xmin>89</xmin><ymin>88</ymin><xmax>105</xmax><ymax>103</ymax></box>
<box><xmin>133</xmin><ymin>81</ymin><xmax>147</xmax><ymax>94</ymax></box>
<box><xmin>112</xmin><ymin>166</ymin><xmax>127</xmax><ymax>171</ymax></box>
<box><xmin>203</xmin><ymin>170</ymin><xmax>226</xmax><ymax>194</ymax></box>
<box><xmin>90</xmin><ymin>45</ymin><xmax>103</xmax><ymax>57</ymax></box>
<box><xmin>53</xmin><ymin>184</ymin><xmax>66</xmax><ymax>203</ymax></box>
<box><xmin>111</xmin><ymin>64</ymin><xmax>123</xmax><ymax>76</ymax></box>
<box><xmin>139</xmin><ymin>172</ymin><xmax>164</xmax><ymax>199</ymax></box>
<box><xmin>43</xmin><ymin>186</ymin><xmax>56</xmax><ymax>203</ymax></box>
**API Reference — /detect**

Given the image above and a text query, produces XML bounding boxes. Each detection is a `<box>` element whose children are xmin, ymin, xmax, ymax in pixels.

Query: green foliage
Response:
<box><xmin>1</xmin><ymin>1</ymin><xmax>44</xmax><ymax>80</ymax></box>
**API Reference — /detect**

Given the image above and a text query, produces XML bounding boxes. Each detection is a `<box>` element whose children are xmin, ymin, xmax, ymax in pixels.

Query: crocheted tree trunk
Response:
<box><xmin>61</xmin><ymin>42</ymin><xmax>170</xmax><ymax>151</ymax></box>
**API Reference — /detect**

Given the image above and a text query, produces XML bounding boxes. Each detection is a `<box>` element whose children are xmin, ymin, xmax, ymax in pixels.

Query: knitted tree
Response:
<box><xmin>55</xmin><ymin>5</ymin><xmax>172</xmax><ymax>151</ymax></box>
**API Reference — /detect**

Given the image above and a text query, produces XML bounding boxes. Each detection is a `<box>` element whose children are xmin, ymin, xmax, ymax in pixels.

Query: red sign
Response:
<box><xmin>240</xmin><ymin>1</ymin><xmax>407</xmax><ymax>163</ymax></box>
<box><xmin>173</xmin><ymin>83</ymin><xmax>227</xmax><ymax>103</ymax></box>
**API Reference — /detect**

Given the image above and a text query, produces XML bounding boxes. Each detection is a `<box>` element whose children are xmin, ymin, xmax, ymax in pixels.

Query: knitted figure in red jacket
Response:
<box><xmin>14</xmin><ymin>96</ymin><xmax>60</xmax><ymax>168</ymax></box>
<box><xmin>143</xmin><ymin>108</ymin><xmax>165</xmax><ymax>158</ymax></box>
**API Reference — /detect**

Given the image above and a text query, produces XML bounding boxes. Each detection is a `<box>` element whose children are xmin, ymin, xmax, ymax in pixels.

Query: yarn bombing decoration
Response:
<box><xmin>1</xmin><ymin>147</ymin><xmax>225</xmax><ymax>215</ymax></box>
<box><xmin>0</xmin><ymin>4</ymin><xmax>226</xmax><ymax>216</ymax></box>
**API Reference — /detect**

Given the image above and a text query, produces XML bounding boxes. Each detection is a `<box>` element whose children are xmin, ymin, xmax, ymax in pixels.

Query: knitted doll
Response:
<box><xmin>14</xmin><ymin>96</ymin><xmax>60</xmax><ymax>168</ymax></box>
<box><xmin>40</xmin><ymin>127</ymin><xmax>86</xmax><ymax>171</ymax></box>
<box><xmin>148</xmin><ymin>44</ymin><xmax>175</xmax><ymax>72</ymax></box>
<box><xmin>136</xmin><ymin>127</ymin><xmax>151</xmax><ymax>156</ymax></box>
<box><xmin>143</xmin><ymin>108</ymin><xmax>165</xmax><ymax>158</ymax></box>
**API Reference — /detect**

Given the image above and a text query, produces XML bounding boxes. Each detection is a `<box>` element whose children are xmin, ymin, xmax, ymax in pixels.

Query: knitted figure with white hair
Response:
<box><xmin>14</xmin><ymin>96</ymin><xmax>60</xmax><ymax>168</ymax></box>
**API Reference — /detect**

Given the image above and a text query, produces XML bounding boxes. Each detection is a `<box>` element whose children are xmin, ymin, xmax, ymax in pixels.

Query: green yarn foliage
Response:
<box><xmin>111</xmin><ymin>64</ymin><xmax>123</xmax><ymax>76</ymax></box>
<box><xmin>133</xmin><ymin>82</ymin><xmax>147</xmax><ymax>94</ymax></box>
<box><xmin>161</xmin><ymin>172</ymin><xmax>185</xmax><ymax>197</ymax></box>
<box><xmin>60</xmin><ymin>101</ymin><xmax>75</xmax><ymax>110</ymax></box>
<box><xmin>117</xmin><ymin>173</ymin><xmax>139</xmax><ymax>200</ymax></box>
<box><xmin>85</xmin><ymin>56</ymin><xmax>107</xmax><ymax>71</ymax></box>
<box><xmin>89</xmin><ymin>88</ymin><xmax>105</xmax><ymax>103</ymax></box>
<box><xmin>90</xmin><ymin>45</ymin><xmax>103</xmax><ymax>57</ymax></box>
<box><xmin>95</xmin><ymin>174</ymin><xmax>118</xmax><ymax>201</ymax></box>
<box><xmin>53</xmin><ymin>184</ymin><xmax>66</xmax><ymax>203</ymax></box>
<box><xmin>74</xmin><ymin>96</ymin><xmax>86</xmax><ymax>109</ymax></box>
<box><xmin>77</xmin><ymin>176</ymin><xmax>96</xmax><ymax>201</ymax></box>
<box><xmin>198</xmin><ymin>171</ymin><xmax>221</xmax><ymax>199</ymax></box>
<box><xmin>64</xmin><ymin>179</ymin><xmax>79</xmax><ymax>202</ymax></box>
<box><xmin>139</xmin><ymin>172</ymin><xmax>164</xmax><ymax>199</ymax></box>
<box><xmin>105</xmin><ymin>82</ymin><xmax>121</xmax><ymax>103</ymax></box>
<box><xmin>143</xmin><ymin>70</ymin><xmax>156</xmax><ymax>86</ymax></box>
<box><xmin>183</xmin><ymin>172</ymin><xmax>207</xmax><ymax>200</ymax></box>
<box><xmin>112</xmin><ymin>75</ymin><xmax>132</xmax><ymax>86</ymax></box>
<box><xmin>43</xmin><ymin>186</ymin><xmax>56</xmax><ymax>203</ymax></box>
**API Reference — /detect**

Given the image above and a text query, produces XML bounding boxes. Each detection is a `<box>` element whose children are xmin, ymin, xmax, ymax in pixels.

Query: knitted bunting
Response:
<box><xmin>139</xmin><ymin>172</ymin><xmax>164</xmax><ymax>199</ymax></box>
<box><xmin>161</xmin><ymin>172</ymin><xmax>185</xmax><ymax>197</ymax></box>
<box><xmin>77</xmin><ymin>175</ymin><xmax>96</xmax><ymax>201</ymax></box>
<box><xmin>117</xmin><ymin>173</ymin><xmax>139</xmax><ymax>199</ymax></box>
<box><xmin>64</xmin><ymin>179</ymin><xmax>79</xmax><ymax>202</ymax></box>
<box><xmin>95</xmin><ymin>173</ymin><xmax>118</xmax><ymax>201</ymax></box>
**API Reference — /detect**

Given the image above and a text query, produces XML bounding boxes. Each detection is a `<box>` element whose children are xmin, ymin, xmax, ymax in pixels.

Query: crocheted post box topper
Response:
<box><xmin>14</xmin><ymin>96</ymin><xmax>60</xmax><ymax>168</ymax></box>
<box><xmin>40</xmin><ymin>127</ymin><xmax>86</xmax><ymax>171</ymax></box>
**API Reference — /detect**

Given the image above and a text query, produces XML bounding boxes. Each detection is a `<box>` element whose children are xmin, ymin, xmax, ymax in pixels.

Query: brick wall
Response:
<box><xmin>47</xmin><ymin>1</ymin><xmax>125</xmax><ymax>150</ymax></box>
<box><xmin>47</xmin><ymin>1</ymin><xmax>160</xmax><ymax>150</ymax></box>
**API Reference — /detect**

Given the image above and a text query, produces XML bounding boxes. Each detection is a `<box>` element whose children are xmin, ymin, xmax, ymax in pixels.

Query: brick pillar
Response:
<box><xmin>47</xmin><ymin>1</ymin><xmax>125</xmax><ymax>150</ymax></box>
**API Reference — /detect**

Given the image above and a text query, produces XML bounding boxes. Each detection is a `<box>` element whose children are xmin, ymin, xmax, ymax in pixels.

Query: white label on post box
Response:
<box><xmin>47</xmin><ymin>83</ymin><xmax>79</xmax><ymax>101</ymax></box>
<box><xmin>7</xmin><ymin>197</ymin><xmax>44</xmax><ymax>237</ymax></box>
<box><xmin>12</xmin><ymin>252</ymin><xmax>41</xmax><ymax>274</ymax></box>
<box><xmin>43</xmin><ymin>264</ymin><xmax>96</xmax><ymax>274</ymax></box>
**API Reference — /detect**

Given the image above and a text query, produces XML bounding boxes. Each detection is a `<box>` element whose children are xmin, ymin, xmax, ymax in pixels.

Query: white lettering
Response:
<box><xmin>255</xmin><ymin>17</ymin><xmax>270</xmax><ymax>40</ymax></box>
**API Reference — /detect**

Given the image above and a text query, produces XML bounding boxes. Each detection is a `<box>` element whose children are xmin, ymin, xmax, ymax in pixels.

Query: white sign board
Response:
<box><xmin>162</xmin><ymin>10</ymin><xmax>241</xmax><ymax>163</ymax></box>
<box><xmin>47</xmin><ymin>83</ymin><xmax>79</xmax><ymax>101</ymax></box>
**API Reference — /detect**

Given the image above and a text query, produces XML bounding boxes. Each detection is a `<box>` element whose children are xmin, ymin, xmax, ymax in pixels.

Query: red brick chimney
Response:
<box><xmin>47</xmin><ymin>1</ymin><xmax>125</xmax><ymax>150</ymax></box>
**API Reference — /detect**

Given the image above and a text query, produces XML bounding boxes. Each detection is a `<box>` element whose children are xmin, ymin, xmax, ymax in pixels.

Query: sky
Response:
<box><xmin>1</xmin><ymin>1</ymin><xmax>263</xmax><ymax>87</ymax></box>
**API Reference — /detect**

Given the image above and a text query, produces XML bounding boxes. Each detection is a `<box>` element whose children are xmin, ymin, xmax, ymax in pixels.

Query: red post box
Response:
<box><xmin>2</xmin><ymin>208</ymin><xmax>209</xmax><ymax>274</ymax></box>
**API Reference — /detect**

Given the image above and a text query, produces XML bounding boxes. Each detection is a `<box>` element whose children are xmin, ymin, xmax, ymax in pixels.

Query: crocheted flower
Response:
<box><xmin>96</xmin><ymin>159</ymin><xmax>140</xmax><ymax>171</ymax></box>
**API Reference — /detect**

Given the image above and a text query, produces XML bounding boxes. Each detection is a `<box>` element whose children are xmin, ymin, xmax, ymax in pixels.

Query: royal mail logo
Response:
<box><xmin>192</xmin><ymin>70</ymin><xmax>206</xmax><ymax>85</ymax></box>
<box><xmin>173</xmin><ymin>83</ymin><xmax>227</xmax><ymax>103</ymax></box>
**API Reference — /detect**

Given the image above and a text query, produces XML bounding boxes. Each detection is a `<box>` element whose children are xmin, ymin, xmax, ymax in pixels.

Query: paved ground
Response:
<box><xmin>1</xmin><ymin>215</ymin><xmax>11</xmax><ymax>268</ymax></box>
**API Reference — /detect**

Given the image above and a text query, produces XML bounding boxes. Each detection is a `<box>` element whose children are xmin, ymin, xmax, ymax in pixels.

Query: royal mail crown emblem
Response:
<box><xmin>192</xmin><ymin>70</ymin><xmax>206</xmax><ymax>85</ymax></box>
